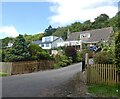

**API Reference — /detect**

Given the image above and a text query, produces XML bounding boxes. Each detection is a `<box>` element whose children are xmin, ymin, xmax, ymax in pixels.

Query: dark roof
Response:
<box><xmin>66</xmin><ymin>27</ymin><xmax>113</xmax><ymax>42</ymax></box>
<box><xmin>33</xmin><ymin>40</ymin><xmax>52</xmax><ymax>44</ymax></box>
<box><xmin>33</xmin><ymin>40</ymin><xmax>42</xmax><ymax>45</ymax></box>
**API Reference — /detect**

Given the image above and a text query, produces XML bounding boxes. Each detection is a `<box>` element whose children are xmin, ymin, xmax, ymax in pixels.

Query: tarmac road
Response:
<box><xmin>2</xmin><ymin>62</ymin><xmax>82</xmax><ymax>97</ymax></box>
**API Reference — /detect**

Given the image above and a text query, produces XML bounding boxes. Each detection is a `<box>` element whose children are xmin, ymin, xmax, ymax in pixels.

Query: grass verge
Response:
<box><xmin>88</xmin><ymin>84</ymin><xmax>118</xmax><ymax>97</ymax></box>
<box><xmin>0</xmin><ymin>72</ymin><xmax>8</xmax><ymax>76</ymax></box>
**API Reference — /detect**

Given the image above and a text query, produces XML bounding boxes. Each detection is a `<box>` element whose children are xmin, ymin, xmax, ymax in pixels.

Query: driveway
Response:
<box><xmin>2</xmin><ymin>62</ymin><xmax>82</xmax><ymax>97</ymax></box>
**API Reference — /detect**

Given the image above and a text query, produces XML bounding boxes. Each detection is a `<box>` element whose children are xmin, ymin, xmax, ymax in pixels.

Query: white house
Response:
<box><xmin>33</xmin><ymin>36</ymin><xmax>64</xmax><ymax>49</ymax></box>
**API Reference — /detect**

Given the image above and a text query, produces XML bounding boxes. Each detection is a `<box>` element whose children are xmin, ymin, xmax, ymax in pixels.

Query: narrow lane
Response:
<box><xmin>2</xmin><ymin>62</ymin><xmax>82</xmax><ymax>97</ymax></box>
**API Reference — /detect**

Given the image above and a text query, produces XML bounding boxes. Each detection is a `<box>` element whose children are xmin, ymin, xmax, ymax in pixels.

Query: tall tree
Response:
<box><xmin>82</xmin><ymin>20</ymin><xmax>92</xmax><ymax>31</ymax></box>
<box><xmin>52</xmin><ymin>27</ymin><xmax>67</xmax><ymax>40</ymax></box>
<box><xmin>44</xmin><ymin>25</ymin><xmax>56</xmax><ymax>36</ymax></box>
<box><xmin>6</xmin><ymin>34</ymin><xmax>30</xmax><ymax>62</ymax></box>
<box><xmin>69</xmin><ymin>22</ymin><xmax>83</xmax><ymax>32</ymax></box>
<box><xmin>92</xmin><ymin>14</ymin><xmax>110</xmax><ymax>29</ymax></box>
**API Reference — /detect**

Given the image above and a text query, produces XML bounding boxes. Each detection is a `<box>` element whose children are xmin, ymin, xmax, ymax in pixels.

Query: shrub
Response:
<box><xmin>76</xmin><ymin>51</ymin><xmax>82</xmax><ymax>62</ymax></box>
<box><xmin>53</xmin><ymin>54</ymin><xmax>72</xmax><ymax>68</ymax></box>
<box><xmin>28</xmin><ymin>43</ymin><xmax>54</xmax><ymax>60</ymax></box>
<box><xmin>94</xmin><ymin>51</ymin><xmax>114</xmax><ymax>64</ymax></box>
<box><xmin>81</xmin><ymin>49</ymin><xmax>94</xmax><ymax>58</ymax></box>
<box><xmin>65</xmin><ymin>46</ymin><xmax>77</xmax><ymax>63</ymax></box>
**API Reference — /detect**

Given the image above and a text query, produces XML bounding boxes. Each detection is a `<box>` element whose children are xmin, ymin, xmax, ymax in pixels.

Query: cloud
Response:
<box><xmin>0</xmin><ymin>26</ymin><xmax>19</xmax><ymax>39</ymax></box>
<box><xmin>48</xmin><ymin>0</ymin><xmax>119</xmax><ymax>26</ymax></box>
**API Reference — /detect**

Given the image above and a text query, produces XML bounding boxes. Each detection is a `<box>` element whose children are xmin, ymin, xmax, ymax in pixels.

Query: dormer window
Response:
<box><xmin>80</xmin><ymin>33</ymin><xmax>91</xmax><ymax>39</ymax></box>
<box><xmin>45</xmin><ymin>37</ymin><xmax>51</xmax><ymax>42</ymax></box>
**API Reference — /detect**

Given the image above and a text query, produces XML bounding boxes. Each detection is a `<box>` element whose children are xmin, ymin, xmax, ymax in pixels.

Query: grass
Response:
<box><xmin>0</xmin><ymin>72</ymin><xmax>8</xmax><ymax>76</ymax></box>
<box><xmin>88</xmin><ymin>84</ymin><xmax>119</xmax><ymax>97</ymax></box>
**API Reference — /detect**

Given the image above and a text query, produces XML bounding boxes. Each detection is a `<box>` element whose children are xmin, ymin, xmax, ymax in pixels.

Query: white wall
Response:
<box><xmin>42</xmin><ymin>43</ymin><xmax>52</xmax><ymax>49</ymax></box>
<box><xmin>42</xmin><ymin>36</ymin><xmax>58</xmax><ymax>42</ymax></box>
<box><xmin>57</xmin><ymin>40</ymin><xmax>82</xmax><ymax>47</ymax></box>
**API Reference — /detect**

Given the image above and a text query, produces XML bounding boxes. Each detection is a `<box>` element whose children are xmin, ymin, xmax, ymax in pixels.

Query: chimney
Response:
<box><xmin>67</xmin><ymin>28</ymin><xmax>70</xmax><ymax>39</ymax></box>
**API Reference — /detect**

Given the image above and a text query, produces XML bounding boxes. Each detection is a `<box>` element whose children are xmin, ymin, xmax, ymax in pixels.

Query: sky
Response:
<box><xmin>0</xmin><ymin>0</ymin><xmax>119</xmax><ymax>39</ymax></box>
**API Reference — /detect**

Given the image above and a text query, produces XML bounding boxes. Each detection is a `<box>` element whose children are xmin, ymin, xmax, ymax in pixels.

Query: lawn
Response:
<box><xmin>88</xmin><ymin>84</ymin><xmax>119</xmax><ymax>97</ymax></box>
<box><xmin>0</xmin><ymin>72</ymin><xmax>8</xmax><ymax>76</ymax></box>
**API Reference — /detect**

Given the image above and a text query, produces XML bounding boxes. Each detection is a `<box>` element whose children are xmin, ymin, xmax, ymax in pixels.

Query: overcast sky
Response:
<box><xmin>0</xmin><ymin>0</ymin><xmax>119</xmax><ymax>39</ymax></box>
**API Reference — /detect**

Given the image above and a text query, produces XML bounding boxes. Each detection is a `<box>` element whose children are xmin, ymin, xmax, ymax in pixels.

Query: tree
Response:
<box><xmin>69</xmin><ymin>22</ymin><xmax>83</xmax><ymax>32</ymax></box>
<box><xmin>5</xmin><ymin>34</ymin><xmax>30</xmax><ymax>62</ymax></box>
<box><xmin>44</xmin><ymin>25</ymin><xmax>56</xmax><ymax>36</ymax></box>
<box><xmin>52</xmin><ymin>27</ymin><xmax>67</xmax><ymax>40</ymax></box>
<box><xmin>28</xmin><ymin>43</ymin><xmax>54</xmax><ymax>60</ymax></box>
<box><xmin>24</xmin><ymin>33</ymin><xmax>44</xmax><ymax>43</ymax></box>
<box><xmin>92</xmin><ymin>14</ymin><xmax>110</xmax><ymax>29</ymax></box>
<box><xmin>65</xmin><ymin>46</ymin><xmax>77</xmax><ymax>63</ymax></box>
<box><xmin>82</xmin><ymin>20</ymin><xmax>92</xmax><ymax>31</ymax></box>
<box><xmin>2</xmin><ymin>37</ymin><xmax>14</xmax><ymax>48</ymax></box>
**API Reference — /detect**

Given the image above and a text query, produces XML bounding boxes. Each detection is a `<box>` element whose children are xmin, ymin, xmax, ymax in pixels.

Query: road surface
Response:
<box><xmin>2</xmin><ymin>62</ymin><xmax>82</xmax><ymax>97</ymax></box>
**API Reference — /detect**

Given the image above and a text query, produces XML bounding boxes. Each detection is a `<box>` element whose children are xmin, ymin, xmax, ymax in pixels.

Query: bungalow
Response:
<box><xmin>57</xmin><ymin>27</ymin><xmax>114</xmax><ymax>50</ymax></box>
<box><xmin>33</xmin><ymin>36</ymin><xmax>64</xmax><ymax>49</ymax></box>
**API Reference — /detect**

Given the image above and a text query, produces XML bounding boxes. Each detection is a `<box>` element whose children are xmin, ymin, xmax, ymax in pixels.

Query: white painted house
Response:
<box><xmin>33</xmin><ymin>36</ymin><xmax>64</xmax><ymax>49</ymax></box>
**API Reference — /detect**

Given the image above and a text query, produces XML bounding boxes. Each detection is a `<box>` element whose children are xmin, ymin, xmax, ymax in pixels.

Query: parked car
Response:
<box><xmin>88</xmin><ymin>46</ymin><xmax>101</xmax><ymax>52</ymax></box>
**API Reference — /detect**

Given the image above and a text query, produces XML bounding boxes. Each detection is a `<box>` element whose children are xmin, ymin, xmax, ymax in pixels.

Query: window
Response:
<box><xmin>80</xmin><ymin>33</ymin><xmax>91</xmax><ymax>39</ymax></box>
<box><xmin>46</xmin><ymin>44</ymin><xmax>49</xmax><ymax>47</ymax></box>
<box><xmin>41</xmin><ymin>44</ymin><xmax>44</xmax><ymax>47</ymax></box>
<box><xmin>45</xmin><ymin>37</ymin><xmax>50</xmax><ymax>42</ymax></box>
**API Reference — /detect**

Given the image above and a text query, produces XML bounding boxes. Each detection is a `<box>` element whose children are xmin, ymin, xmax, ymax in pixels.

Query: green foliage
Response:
<box><xmin>65</xmin><ymin>46</ymin><xmax>77</xmax><ymax>63</ymax></box>
<box><xmin>0</xmin><ymin>49</ymin><xmax>5</xmax><ymax>62</ymax></box>
<box><xmin>28</xmin><ymin>43</ymin><xmax>54</xmax><ymax>60</ymax></box>
<box><xmin>24</xmin><ymin>33</ymin><xmax>44</xmax><ymax>43</ymax></box>
<box><xmin>92</xmin><ymin>14</ymin><xmax>110</xmax><ymax>29</ymax></box>
<box><xmin>115</xmin><ymin>32</ymin><xmax>120</xmax><ymax>73</ymax></box>
<box><xmin>1</xmin><ymin>37</ymin><xmax>14</xmax><ymax>48</ymax></box>
<box><xmin>94</xmin><ymin>51</ymin><xmax>114</xmax><ymax>64</ymax></box>
<box><xmin>54</xmin><ymin>54</ymin><xmax>72</xmax><ymax>68</ymax></box>
<box><xmin>88</xmin><ymin>84</ymin><xmax>118</xmax><ymax>97</ymax></box>
<box><xmin>81</xmin><ymin>49</ymin><xmax>94</xmax><ymax>58</ymax></box>
<box><xmin>0</xmin><ymin>49</ymin><xmax>2</xmax><ymax>61</ymax></box>
<box><xmin>52</xmin><ymin>27</ymin><xmax>67</xmax><ymax>40</ymax></box>
<box><xmin>44</xmin><ymin>25</ymin><xmax>57</xmax><ymax>36</ymax></box>
<box><xmin>0</xmin><ymin>72</ymin><xmax>8</xmax><ymax>76</ymax></box>
<box><xmin>69</xmin><ymin>22</ymin><xmax>83</xmax><ymax>32</ymax></box>
<box><xmin>47</xmin><ymin>12</ymin><xmax>118</xmax><ymax>41</ymax></box>
<box><xmin>76</xmin><ymin>51</ymin><xmax>82</xmax><ymax>62</ymax></box>
<box><xmin>82</xmin><ymin>20</ymin><xmax>92</xmax><ymax>31</ymax></box>
<box><xmin>5</xmin><ymin>34</ymin><xmax>31</xmax><ymax>62</ymax></box>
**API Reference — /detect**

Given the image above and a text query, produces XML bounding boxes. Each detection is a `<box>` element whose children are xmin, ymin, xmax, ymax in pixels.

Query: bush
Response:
<box><xmin>53</xmin><ymin>54</ymin><xmax>72</xmax><ymax>68</ymax></box>
<box><xmin>76</xmin><ymin>51</ymin><xmax>82</xmax><ymax>62</ymax></box>
<box><xmin>28</xmin><ymin>43</ymin><xmax>54</xmax><ymax>60</ymax></box>
<box><xmin>94</xmin><ymin>51</ymin><xmax>114</xmax><ymax>64</ymax></box>
<box><xmin>65</xmin><ymin>46</ymin><xmax>77</xmax><ymax>63</ymax></box>
<box><xmin>81</xmin><ymin>49</ymin><xmax>94</xmax><ymax>58</ymax></box>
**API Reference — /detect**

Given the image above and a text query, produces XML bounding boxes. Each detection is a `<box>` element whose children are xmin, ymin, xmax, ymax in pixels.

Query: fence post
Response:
<box><xmin>85</xmin><ymin>53</ymin><xmax>89</xmax><ymax>67</ymax></box>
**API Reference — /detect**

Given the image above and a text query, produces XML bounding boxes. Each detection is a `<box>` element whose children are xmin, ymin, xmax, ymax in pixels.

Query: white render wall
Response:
<box><xmin>57</xmin><ymin>40</ymin><xmax>82</xmax><ymax>47</ymax></box>
<box><xmin>42</xmin><ymin>36</ymin><xmax>58</xmax><ymax>42</ymax></box>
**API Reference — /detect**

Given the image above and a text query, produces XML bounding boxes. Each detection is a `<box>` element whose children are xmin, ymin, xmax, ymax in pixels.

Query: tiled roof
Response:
<box><xmin>33</xmin><ymin>40</ymin><xmax>42</xmax><ymax>44</ymax></box>
<box><xmin>66</xmin><ymin>27</ymin><xmax>113</xmax><ymax>42</ymax></box>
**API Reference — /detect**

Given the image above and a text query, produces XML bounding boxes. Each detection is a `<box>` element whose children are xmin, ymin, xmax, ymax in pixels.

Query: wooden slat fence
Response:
<box><xmin>87</xmin><ymin>64</ymin><xmax>119</xmax><ymax>85</ymax></box>
<box><xmin>1</xmin><ymin>60</ymin><xmax>54</xmax><ymax>75</ymax></box>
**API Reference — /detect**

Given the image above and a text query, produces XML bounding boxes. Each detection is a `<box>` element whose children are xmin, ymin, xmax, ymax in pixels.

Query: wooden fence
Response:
<box><xmin>0</xmin><ymin>60</ymin><xmax>54</xmax><ymax>75</ymax></box>
<box><xmin>0</xmin><ymin>62</ymin><xmax>12</xmax><ymax>75</ymax></box>
<box><xmin>87</xmin><ymin>64</ymin><xmax>119</xmax><ymax>85</ymax></box>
